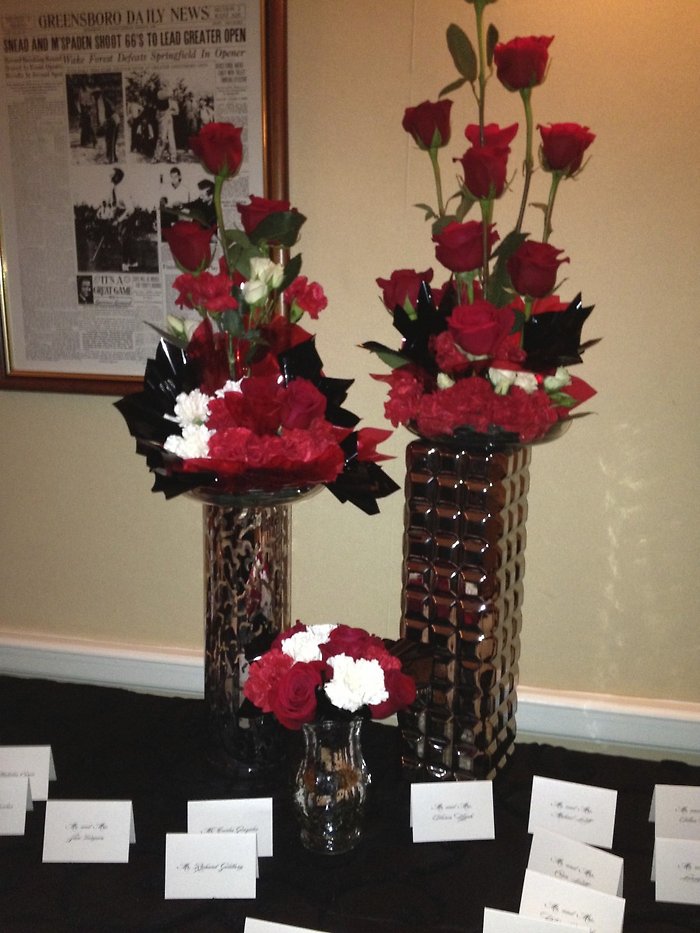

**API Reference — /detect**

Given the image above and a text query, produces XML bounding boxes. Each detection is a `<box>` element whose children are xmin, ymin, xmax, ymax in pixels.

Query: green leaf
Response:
<box><xmin>220</xmin><ymin>309</ymin><xmax>245</xmax><ymax>337</ymax></box>
<box><xmin>250</xmin><ymin>210</ymin><xmax>306</xmax><ymax>249</ymax></box>
<box><xmin>486</xmin><ymin>229</ymin><xmax>528</xmax><ymax>306</ymax></box>
<box><xmin>146</xmin><ymin>322</ymin><xmax>188</xmax><ymax>348</ymax></box>
<box><xmin>486</xmin><ymin>23</ymin><xmax>499</xmax><ymax>66</ymax></box>
<box><xmin>446</xmin><ymin>23</ymin><xmax>477</xmax><ymax>83</ymax></box>
<box><xmin>279</xmin><ymin>252</ymin><xmax>302</xmax><ymax>292</ymax></box>
<box><xmin>439</xmin><ymin>76</ymin><xmax>469</xmax><ymax>98</ymax></box>
<box><xmin>548</xmin><ymin>391</ymin><xmax>576</xmax><ymax>408</ymax></box>
<box><xmin>414</xmin><ymin>202</ymin><xmax>438</xmax><ymax>222</ymax></box>
<box><xmin>360</xmin><ymin>341</ymin><xmax>411</xmax><ymax>370</ymax></box>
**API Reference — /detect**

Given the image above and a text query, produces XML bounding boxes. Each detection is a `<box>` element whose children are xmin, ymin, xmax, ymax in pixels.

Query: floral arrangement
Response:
<box><xmin>117</xmin><ymin>123</ymin><xmax>398</xmax><ymax>513</ymax></box>
<box><xmin>243</xmin><ymin>622</ymin><xmax>417</xmax><ymax>729</ymax></box>
<box><xmin>363</xmin><ymin>0</ymin><xmax>598</xmax><ymax>444</ymax></box>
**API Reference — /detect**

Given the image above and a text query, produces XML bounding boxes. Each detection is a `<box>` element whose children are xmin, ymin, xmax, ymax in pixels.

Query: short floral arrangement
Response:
<box><xmin>117</xmin><ymin>122</ymin><xmax>398</xmax><ymax>513</ymax></box>
<box><xmin>243</xmin><ymin>623</ymin><xmax>417</xmax><ymax>729</ymax></box>
<box><xmin>363</xmin><ymin>0</ymin><xmax>598</xmax><ymax>444</ymax></box>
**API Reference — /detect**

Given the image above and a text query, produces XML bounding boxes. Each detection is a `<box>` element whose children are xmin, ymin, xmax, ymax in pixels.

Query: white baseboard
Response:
<box><xmin>1</xmin><ymin>634</ymin><xmax>699</xmax><ymax>759</ymax></box>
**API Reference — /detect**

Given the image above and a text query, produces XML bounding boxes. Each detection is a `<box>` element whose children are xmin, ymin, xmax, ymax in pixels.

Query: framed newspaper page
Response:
<box><xmin>0</xmin><ymin>0</ymin><xmax>287</xmax><ymax>394</ymax></box>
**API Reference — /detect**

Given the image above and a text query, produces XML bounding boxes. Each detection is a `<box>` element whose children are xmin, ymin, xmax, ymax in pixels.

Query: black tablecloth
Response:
<box><xmin>1</xmin><ymin>675</ymin><xmax>699</xmax><ymax>932</ymax></box>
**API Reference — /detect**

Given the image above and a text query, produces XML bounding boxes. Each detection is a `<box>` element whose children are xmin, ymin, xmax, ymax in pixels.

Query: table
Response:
<box><xmin>1</xmin><ymin>675</ymin><xmax>699</xmax><ymax>932</ymax></box>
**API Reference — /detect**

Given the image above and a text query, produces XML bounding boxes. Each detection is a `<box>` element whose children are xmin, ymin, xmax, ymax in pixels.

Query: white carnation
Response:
<box><xmin>163</xmin><ymin>423</ymin><xmax>213</xmax><ymax>459</ymax></box>
<box><xmin>166</xmin><ymin>388</ymin><xmax>211</xmax><ymax>427</ymax></box>
<box><xmin>513</xmin><ymin>371</ymin><xmax>538</xmax><ymax>394</ymax></box>
<box><xmin>282</xmin><ymin>624</ymin><xmax>336</xmax><ymax>663</ymax></box>
<box><xmin>215</xmin><ymin>379</ymin><xmax>243</xmax><ymax>398</ymax></box>
<box><xmin>488</xmin><ymin>368</ymin><xmax>516</xmax><ymax>395</ymax></box>
<box><xmin>325</xmin><ymin>655</ymin><xmax>388</xmax><ymax>712</ymax></box>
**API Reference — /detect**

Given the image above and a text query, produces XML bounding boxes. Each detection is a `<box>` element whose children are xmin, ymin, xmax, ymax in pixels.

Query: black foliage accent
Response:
<box><xmin>325</xmin><ymin>432</ymin><xmax>400</xmax><ymax>515</ymax></box>
<box><xmin>523</xmin><ymin>293</ymin><xmax>597</xmax><ymax>370</ymax></box>
<box><xmin>390</xmin><ymin>280</ymin><xmax>453</xmax><ymax>374</ymax></box>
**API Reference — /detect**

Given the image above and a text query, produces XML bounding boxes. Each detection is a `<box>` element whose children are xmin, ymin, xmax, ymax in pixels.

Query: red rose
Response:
<box><xmin>447</xmin><ymin>300</ymin><xmax>514</xmax><ymax>358</ymax></box>
<box><xmin>243</xmin><ymin>650</ymin><xmax>293</xmax><ymax>712</ymax></box>
<box><xmin>539</xmin><ymin>122</ymin><xmax>596</xmax><ymax>177</ymax></box>
<box><xmin>280</xmin><ymin>378</ymin><xmax>327</xmax><ymax>430</ymax></box>
<box><xmin>186</xmin><ymin>318</ymin><xmax>231</xmax><ymax>395</ymax></box>
<box><xmin>433</xmin><ymin>220</ymin><xmax>498</xmax><ymax>273</ymax></box>
<box><xmin>270</xmin><ymin>661</ymin><xmax>323</xmax><ymax>730</ymax></box>
<box><xmin>370</xmin><ymin>669</ymin><xmax>416</xmax><ymax>720</ymax></box>
<box><xmin>284</xmin><ymin>276</ymin><xmax>328</xmax><ymax>320</ymax></box>
<box><xmin>402</xmin><ymin>99</ymin><xmax>453</xmax><ymax>150</ymax></box>
<box><xmin>376</xmin><ymin>268</ymin><xmax>433</xmax><ymax>313</ymax></box>
<box><xmin>189</xmin><ymin>122</ymin><xmax>243</xmax><ymax>178</ymax></box>
<box><xmin>507</xmin><ymin>240</ymin><xmax>569</xmax><ymax>298</ymax></box>
<box><xmin>323</xmin><ymin>625</ymin><xmax>383</xmax><ymax>661</ymax></box>
<box><xmin>457</xmin><ymin>144</ymin><xmax>510</xmax><ymax>199</ymax></box>
<box><xmin>163</xmin><ymin>220</ymin><xmax>213</xmax><ymax>273</ymax></box>
<box><xmin>464</xmin><ymin>122</ymin><xmax>519</xmax><ymax>148</ymax></box>
<box><xmin>494</xmin><ymin>36</ymin><xmax>554</xmax><ymax>91</ymax></box>
<box><xmin>236</xmin><ymin>194</ymin><xmax>291</xmax><ymax>235</ymax></box>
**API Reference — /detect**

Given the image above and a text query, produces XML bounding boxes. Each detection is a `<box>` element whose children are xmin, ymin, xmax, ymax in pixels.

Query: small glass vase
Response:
<box><xmin>293</xmin><ymin>718</ymin><xmax>370</xmax><ymax>854</ymax></box>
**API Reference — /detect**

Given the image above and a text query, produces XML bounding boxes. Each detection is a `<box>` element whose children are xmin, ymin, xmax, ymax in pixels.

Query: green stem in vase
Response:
<box><xmin>542</xmin><ymin>171</ymin><xmax>563</xmax><ymax>243</ymax></box>
<box><xmin>429</xmin><ymin>147</ymin><xmax>445</xmax><ymax>218</ymax></box>
<box><xmin>474</xmin><ymin>0</ymin><xmax>487</xmax><ymax>143</ymax></box>
<box><xmin>515</xmin><ymin>87</ymin><xmax>534</xmax><ymax>235</ymax></box>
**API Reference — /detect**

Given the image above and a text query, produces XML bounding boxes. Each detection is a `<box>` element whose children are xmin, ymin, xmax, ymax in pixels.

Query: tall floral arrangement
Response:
<box><xmin>363</xmin><ymin>0</ymin><xmax>598</xmax><ymax>444</ymax></box>
<box><xmin>117</xmin><ymin>123</ymin><xmax>398</xmax><ymax>513</ymax></box>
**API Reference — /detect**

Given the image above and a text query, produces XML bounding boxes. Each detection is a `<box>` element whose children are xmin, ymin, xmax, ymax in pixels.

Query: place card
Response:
<box><xmin>520</xmin><ymin>869</ymin><xmax>625</xmax><ymax>933</ymax></box>
<box><xmin>411</xmin><ymin>780</ymin><xmax>494</xmax><ymax>843</ymax></box>
<box><xmin>42</xmin><ymin>800</ymin><xmax>135</xmax><ymax>863</ymax></box>
<box><xmin>0</xmin><ymin>746</ymin><xmax>56</xmax><ymax>801</ymax></box>
<box><xmin>528</xmin><ymin>776</ymin><xmax>618</xmax><ymax>849</ymax></box>
<box><xmin>528</xmin><ymin>829</ymin><xmax>624</xmax><ymax>896</ymax></box>
<box><xmin>245</xmin><ymin>919</ymin><xmax>329</xmax><ymax>933</ymax></box>
<box><xmin>188</xmin><ymin>797</ymin><xmax>273</xmax><ymax>857</ymax></box>
<box><xmin>483</xmin><ymin>907</ymin><xmax>581</xmax><ymax>932</ymax></box>
<box><xmin>0</xmin><ymin>776</ymin><xmax>33</xmax><ymax>836</ymax></box>
<box><xmin>650</xmin><ymin>784</ymin><xmax>700</xmax><ymax>839</ymax></box>
<box><xmin>164</xmin><ymin>832</ymin><xmax>257</xmax><ymax>899</ymax></box>
<box><xmin>654</xmin><ymin>836</ymin><xmax>700</xmax><ymax>905</ymax></box>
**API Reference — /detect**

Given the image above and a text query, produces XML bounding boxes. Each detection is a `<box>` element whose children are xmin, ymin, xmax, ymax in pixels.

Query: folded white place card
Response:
<box><xmin>650</xmin><ymin>784</ymin><xmax>700</xmax><ymax>839</ymax></box>
<box><xmin>165</xmin><ymin>832</ymin><xmax>257</xmax><ymax>899</ymax></box>
<box><xmin>245</xmin><ymin>919</ymin><xmax>329</xmax><ymax>933</ymax></box>
<box><xmin>520</xmin><ymin>869</ymin><xmax>625</xmax><ymax>933</ymax></box>
<box><xmin>42</xmin><ymin>800</ymin><xmax>135</xmax><ymax>863</ymax></box>
<box><xmin>188</xmin><ymin>797</ymin><xmax>273</xmax><ymax>857</ymax></box>
<box><xmin>0</xmin><ymin>776</ymin><xmax>33</xmax><ymax>836</ymax></box>
<box><xmin>0</xmin><ymin>746</ymin><xmax>56</xmax><ymax>801</ymax></box>
<box><xmin>411</xmin><ymin>780</ymin><xmax>494</xmax><ymax>843</ymax></box>
<box><xmin>654</xmin><ymin>836</ymin><xmax>700</xmax><ymax>905</ymax></box>
<box><xmin>528</xmin><ymin>829</ymin><xmax>624</xmax><ymax>896</ymax></box>
<box><xmin>483</xmin><ymin>906</ymin><xmax>581</xmax><ymax>932</ymax></box>
<box><xmin>528</xmin><ymin>776</ymin><xmax>617</xmax><ymax>849</ymax></box>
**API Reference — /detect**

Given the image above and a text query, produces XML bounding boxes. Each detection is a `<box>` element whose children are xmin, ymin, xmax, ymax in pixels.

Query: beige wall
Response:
<box><xmin>1</xmin><ymin>0</ymin><xmax>699</xmax><ymax>703</ymax></box>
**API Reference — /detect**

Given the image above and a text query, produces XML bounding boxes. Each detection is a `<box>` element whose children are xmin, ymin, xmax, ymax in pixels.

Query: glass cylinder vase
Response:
<box><xmin>293</xmin><ymin>718</ymin><xmax>370</xmax><ymax>854</ymax></box>
<box><xmin>202</xmin><ymin>497</ymin><xmax>291</xmax><ymax>777</ymax></box>
<box><xmin>398</xmin><ymin>437</ymin><xmax>531</xmax><ymax>781</ymax></box>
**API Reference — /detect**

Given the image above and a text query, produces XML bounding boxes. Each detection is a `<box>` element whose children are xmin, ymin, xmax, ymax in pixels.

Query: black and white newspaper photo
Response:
<box><xmin>0</xmin><ymin>0</ymin><xmax>265</xmax><ymax>383</ymax></box>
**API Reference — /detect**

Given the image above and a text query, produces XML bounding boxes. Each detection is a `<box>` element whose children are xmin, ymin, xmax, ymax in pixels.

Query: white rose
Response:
<box><xmin>437</xmin><ymin>372</ymin><xmax>455</xmax><ymax>390</ymax></box>
<box><xmin>513</xmin><ymin>371</ymin><xmax>538</xmax><ymax>394</ymax></box>
<box><xmin>543</xmin><ymin>366</ymin><xmax>572</xmax><ymax>392</ymax></box>
<box><xmin>488</xmin><ymin>368</ymin><xmax>516</xmax><ymax>395</ymax></box>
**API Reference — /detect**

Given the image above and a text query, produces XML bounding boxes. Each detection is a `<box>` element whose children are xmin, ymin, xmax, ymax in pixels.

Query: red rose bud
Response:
<box><xmin>433</xmin><ymin>220</ymin><xmax>499</xmax><ymax>273</ymax></box>
<box><xmin>539</xmin><ymin>122</ymin><xmax>596</xmax><ymax>177</ymax></box>
<box><xmin>189</xmin><ymin>121</ymin><xmax>243</xmax><ymax>178</ymax></box>
<box><xmin>457</xmin><ymin>144</ymin><xmax>510</xmax><ymax>200</ymax></box>
<box><xmin>237</xmin><ymin>194</ymin><xmax>291</xmax><ymax>235</ymax></box>
<box><xmin>464</xmin><ymin>122</ymin><xmax>519</xmax><ymax>148</ymax></box>
<box><xmin>507</xmin><ymin>240</ymin><xmax>569</xmax><ymax>299</ymax></box>
<box><xmin>376</xmin><ymin>268</ymin><xmax>433</xmax><ymax>313</ymax></box>
<box><xmin>163</xmin><ymin>220</ymin><xmax>213</xmax><ymax>273</ymax></box>
<box><xmin>402</xmin><ymin>99</ymin><xmax>453</xmax><ymax>150</ymax></box>
<box><xmin>494</xmin><ymin>36</ymin><xmax>554</xmax><ymax>91</ymax></box>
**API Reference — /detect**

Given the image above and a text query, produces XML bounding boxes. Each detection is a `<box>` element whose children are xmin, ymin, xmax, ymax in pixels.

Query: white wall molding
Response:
<box><xmin>1</xmin><ymin>634</ymin><xmax>699</xmax><ymax>758</ymax></box>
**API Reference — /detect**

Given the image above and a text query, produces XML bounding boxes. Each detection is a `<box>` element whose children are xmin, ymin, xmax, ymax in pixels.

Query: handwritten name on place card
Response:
<box><xmin>411</xmin><ymin>781</ymin><xmax>494</xmax><ymax>843</ymax></box>
<box><xmin>165</xmin><ymin>832</ymin><xmax>257</xmax><ymax>899</ymax></box>
<box><xmin>528</xmin><ymin>776</ymin><xmax>617</xmax><ymax>849</ymax></box>
<box><xmin>0</xmin><ymin>746</ymin><xmax>56</xmax><ymax>801</ymax></box>
<box><xmin>42</xmin><ymin>800</ymin><xmax>135</xmax><ymax>863</ymax></box>
<box><xmin>187</xmin><ymin>797</ymin><xmax>273</xmax><ymax>857</ymax></box>
<box><xmin>0</xmin><ymin>776</ymin><xmax>33</xmax><ymax>836</ymax></box>
<box><xmin>652</xmin><ymin>784</ymin><xmax>700</xmax><ymax>840</ymax></box>
<box><xmin>528</xmin><ymin>829</ymin><xmax>624</xmax><ymax>897</ymax></box>
<box><xmin>655</xmin><ymin>837</ymin><xmax>700</xmax><ymax>906</ymax></box>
